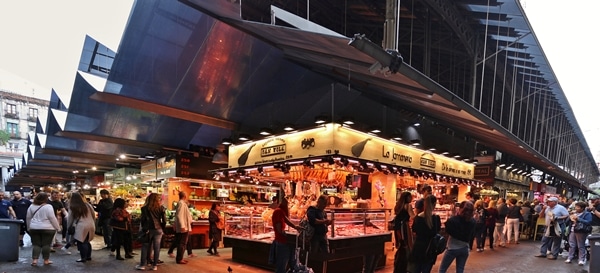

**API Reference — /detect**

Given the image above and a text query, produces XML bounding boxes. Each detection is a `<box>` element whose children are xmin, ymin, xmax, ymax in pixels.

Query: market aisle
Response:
<box><xmin>2</xmin><ymin>236</ymin><xmax>590</xmax><ymax>273</ymax></box>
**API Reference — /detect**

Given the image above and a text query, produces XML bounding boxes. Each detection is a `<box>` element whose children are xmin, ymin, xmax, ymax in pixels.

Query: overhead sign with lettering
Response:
<box><xmin>228</xmin><ymin>123</ymin><xmax>474</xmax><ymax>179</ymax></box>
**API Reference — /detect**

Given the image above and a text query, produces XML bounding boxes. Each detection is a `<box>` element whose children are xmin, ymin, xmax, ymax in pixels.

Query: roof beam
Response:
<box><xmin>90</xmin><ymin>92</ymin><xmax>237</xmax><ymax>130</ymax></box>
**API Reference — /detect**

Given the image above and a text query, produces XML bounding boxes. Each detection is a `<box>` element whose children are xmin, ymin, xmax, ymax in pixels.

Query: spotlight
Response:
<box><xmin>283</xmin><ymin>124</ymin><xmax>295</xmax><ymax>131</ymax></box>
<box><xmin>342</xmin><ymin>117</ymin><xmax>354</xmax><ymax>125</ymax></box>
<box><xmin>238</xmin><ymin>134</ymin><xmax>251</xmax><ymax>141</ymax></box>
<box><xmin>326</xmin><ymin>156</ymin><xmax>335</xmax><ymax>165</ymax></box>
<box><xmin>369</xmin><ymin>127</ymin><xmax>381</xmax><ymax>134</ymax></box>
<box><xmin>303</xmin><ymin>159</ymin><xmax>314</xmax><ymax>168</ymax></box>
<box><xmin>259</xmin><ymin>128</ymin><xmax>273</xmax><ymax>136</ymax></box>
<box><xmin>348</xmin><ymin>33</ymin><xmax>403</xmax><ymax>74</ymax></box>
<box><xmin>221</xmin><ymin>138</ymin><xmax>233</xmax><ymax>145</ymax></box>
<box><xmin>340</xmin><ymin>158</ymin><xmax>350</xmax><ymax>167</ymax></box>
<box><xmin>390</xmin><ymin>134</ymin><xmax>403</xmax><ymax>141</ymax></box>
<box><xmin>314</xmin><ymin>115</ymin><xmax>328</xmax><ymax>124</ymax></box>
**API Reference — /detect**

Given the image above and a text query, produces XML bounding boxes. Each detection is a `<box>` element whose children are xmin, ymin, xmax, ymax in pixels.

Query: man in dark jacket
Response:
<box><xmin>94</xmin><ymin>189</ymin><xmax>114</xmax><ymax>249</ymax></box>
<box><xmin>306</xmin><ymin>195</ymin><xmax>332</xmax><ymax>253</ymax></box>
<box><xmin>11</xmin><ymin>191</ymin><xmax>31</xmax><ymax>246</ymax></box>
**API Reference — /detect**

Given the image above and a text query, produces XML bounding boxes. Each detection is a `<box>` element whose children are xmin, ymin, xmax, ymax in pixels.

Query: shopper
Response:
<box><xmin>49</xmin><ymin>190</ymin><xmax>67</xmax><ymax>249</ymax></box>
<box><xmin>272</xmin><ymin>197</ymin><xmax>302</xmax><ymax>273</ymax></box>
<box><xmin>534</xmin><ymin>196</ymin><xmax>569</xmax><ymax>260</ymax></box>
<box><xmin>109</xmin><ymin>198</ymin><xmax>132</xmax><ymax>260</ymax></box>
<box><xmin>566</xmin><ymin>201</ymin><xmax>592</xmax><ymax>265</ymax></box>
<box><xmin>495</xmin><ymin>198</ymin><xmax>508</xmax><ymax>247</ymax></box>
<box><xmin>588</xmin><ymin>195</ymin><xmax>600</xmax><ymax>234</ymax></box>
<box><xmin>484</xmin><ymin>200</ymin><xmax>498</xmax><ymax>250</ymax></box>
<box><xmin>26</xmin><ymin>192</ymin><xmax>61</xmax><ymax>266</ymax></box>
<box><xmin>409</xmin><ymin>195</ymin><xmax>441</xmax><ymax>273</ymax></box>
<box><xmin>94</xmin><ymin>189</ymin><xmax>114</xmax><ymax>250</ymax></box>
<box><xmin>307</xmin><ymin>195</ymin><xmax>333</xmax><ymax>253</ymax></box>
<box><xmin>174</xmin><ymin>192</ymin><xmax>193</xmax><ymax>264</ymax></box>
<box><xmin>438</xmin><ymin>201</ymin><xmax>476</xmax><ymax>273</ymax></box>
<box><xmin>11</xmin><ymin>191</ymin><xmax>31</xmax><ymax>246</ymax></box>
<box><xmin>67</xmin><ymin>192</ymin><xmax>96</xmax><ymax>263</ymax></box>
<box><xmin>414</xmin><ymin>185</ymin><xmax>433</xmax><ymax>215</ymax></box>
<box><xmin>505</xmin><ymin>198</ymin><xmax>522</xmax><ymax>244</ymax></box>
<box><xmin>207</xmin><ymin>202</ymin><xmax>224</xmax><ymax>256</ymax></box>
<box><xmin>473</xmin><ymin>200</ymin><xmax>487</xmax><ymax>252</ymax></box>
<box><xmin>393</xmin><ymin>191</ymin><xmax>415</xmax><ymax>273</ymax></box>
<box><xmin>136</xmin><ymin>193</ymin><xmax>167</xmax><ymax>271</ymax></box>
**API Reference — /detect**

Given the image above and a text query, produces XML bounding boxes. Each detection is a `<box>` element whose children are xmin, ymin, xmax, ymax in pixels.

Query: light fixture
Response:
<box><xmin>238</xmin><ymin>134</ymin><xmax>251</xmax><ymax>141</ymax></box>
<box><xmin>212</xmin><ymin>144</ymin><xmax>228</xmax><ymax>165</ymax></box>
<box><xmin>314</xmin><ymin>115</ymin><xmax>328</xmax><ymax>124</ymax></box>
<box><xmin>369</xmin><ymin>127</ymin><xmax>381</xmax><ymax>134</ymax></box>
<box><xmin>119</xmin><ymin>154</ymin><xmax>126</xmax><ymax>159</ymax></box>
<box><xmin>390</xmin><ymin>134</ymin><xmax>402</xmax><ymax>141</ymax></box>
<box><xmin>348</xmin><ymin>33</ymin><xmax>403</xmax><ymax>74</ymax></box>
<box><xmin>259</xmin><ymin>128</ymin><xmax>273</xmax><ymax>136</ymax></box>
<box><xmin>441</xmin><ymin>150</ymin><xmax>450</xmax><ymax>155</ymax></box>
<box><xmin>283</xmin><ymin>124</ymin><xmax>295</xmax><ymax>131</ymax></box>
<box><xmin>498</xmin><ymin>163</ymin><xmax>506</xmax><ymax>168</ymax></box>
<box><xmin>413</xmin><ymin>122</ymin><xmax>421</xmax><ymax>127</ymax></box>
<box><xmin>221</xmin><ymin>138</ymin><xmax>233</xmax><ymax>145</ymax></box>
<box><xmin>428</xmin><ymin>147</ymin><xmax>436</xmax><ymax>152</ymax></box>
<box><xmin>342</xmin><ymin>117</ymin><xmax>354</xmax><ymax>125</ymax></box>
<box><xmin>453</xmin><ymin>154</ymin><xmax>461</xmax><ymax>159</ymax></box>
<box><xmin>409</xmin><ymin>139</ymin><xmax>421</xmax><ymax>146</ymax></box>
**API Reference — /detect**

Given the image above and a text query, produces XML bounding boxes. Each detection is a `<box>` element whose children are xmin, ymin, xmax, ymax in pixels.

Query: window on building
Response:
<box><xmin>6</xmin><ymin>104</ymin><xmax>17</xmax><ymax>114</ymax></box>
<box><xmin>29</xmin><ymin>125</ymin><xmax>36</xmax><ymax>132</ymax></box>
<box><xmin>7</xmin><ymin>122</ymin><xmax>19</xmax><ymax>137</ymax></box>
<box><xmin>29</xmin><ymin>108</ymin><xmax>38</xmax><ymax>119</ymax></box>
<box><xmin>8</xmin><ymin>142</ymin><xmax>18</xmax><ymax>152</ymax></box>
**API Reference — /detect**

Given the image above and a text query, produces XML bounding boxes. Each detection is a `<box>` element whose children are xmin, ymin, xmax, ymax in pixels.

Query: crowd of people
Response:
<box><xmin>388</xmin><ymin>188</ymin><xmax>599</xmax><ymax>273</ymax></box>
<box><xmin>0</xmin><ymin>188</ymin><xmax>224</xmax><ymax>271</ymax></box>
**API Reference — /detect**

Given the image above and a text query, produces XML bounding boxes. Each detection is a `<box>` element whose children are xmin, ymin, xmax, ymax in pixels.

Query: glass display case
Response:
<box><xmin>225</xmin><ymin>213</ymin><xmax>274</xmax><ymax>241</ymax></box>
<box><xmin>327</xmin><ymin>208</ymin><xmax>391</xmax><ymax>238</ymax></box>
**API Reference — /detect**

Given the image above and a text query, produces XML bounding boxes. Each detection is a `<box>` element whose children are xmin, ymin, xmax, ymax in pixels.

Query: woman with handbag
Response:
<box><xmin>409</xmin><ymin>195</ymin><xmax>441</xmax><ymax>273</ymax></box>
<box><xmin>67</xmin><ymin>192</ymin><xmax>96</xmax><ymax>263</ymax></box>
<box><xmin>566</xmin><ymin>201</ymin><xmax>592</xmax><ymax>265</ymax></box>
<box><xmin>207</xmin><ymin>203</ymin><xmax>224</xmax><ymax>256</ymax></box>
<box><xmin>26</xmin><ymin>192</ymin><xmax>61</xmax><ymax>266</ymax></box>
<box><xmin>438</xmin><ymin>201</ymin><xmax>476</xmax><ymax>273</ymax></box>
<box><xmin>393</xmin><ymin>191</ymin><xmax>415</xmax><ymax>273</ymax></box>
<box><xmin>135</xmin><ymin>193</ymin><xmax>167</xmax><ymax>271</ymax></box>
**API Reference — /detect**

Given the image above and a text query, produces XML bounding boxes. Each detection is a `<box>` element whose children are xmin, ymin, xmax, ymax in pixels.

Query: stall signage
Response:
<box><xmin>227</xmin><ymin>123</ymin><xmax>474</xmax><ymax>179</ymax></box>
<box><xmin>156</xmin><ymin>156</ymin><xmax>176</xmax><ymax>179</ymax></box>
<box><xmin>261</xmin><ymin>138</ymin><xmax>287</xmax><ymax>157</ymax></box>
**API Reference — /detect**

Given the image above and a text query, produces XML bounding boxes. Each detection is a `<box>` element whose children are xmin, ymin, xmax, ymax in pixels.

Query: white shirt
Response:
<box><xmin>26</xmin><ymin>204</ymin><xmax>60</xmax><ymax>231</ymax></box>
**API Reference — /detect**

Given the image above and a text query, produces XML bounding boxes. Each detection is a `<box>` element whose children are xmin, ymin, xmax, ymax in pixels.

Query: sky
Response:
<box><xmin>0</xmin><ymin>0</ymin><xmax>599</xmax><ymax>161</ymax></box>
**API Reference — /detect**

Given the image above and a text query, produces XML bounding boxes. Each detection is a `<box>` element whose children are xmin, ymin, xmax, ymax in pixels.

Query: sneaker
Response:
<box><xmin>565</xmin><ymin>259</ymin><xmax>571</xmax><ymax>263</ymax></box>
<box><xmin>534</xmin><ymin>254</ymin><xmax>547</xmax><ymax>258</ymax></box>
<box><xmin>151</xmin><ymin>266</ymin><xmax>158</xmax><ymax>271</ymax></box>
<box><xmin>135</xmin><ymin>265</ymin><xmax>146</xmax><ymax>270</ymax></box>
<box><xmin>168</xmin><ymin>253</ymin><xmax>175</xmax><ymax>258</ymax></box>
<box><xmin>188</xmin><ymin>254</ymin><xmax>197</xmax><ymax>258</ymax></box>
<box><xmin>578</xmin><ymin>261</ymin><xmax>585</xmax><ymax>266</ymax></box>
<box><xmin>109</xmin><ymin>251</ymin><xmax>115</xmax><ymax>256</ymax></box>
<box><xmin>547</xmin><ymin>255</ymin><xmax>557</xmax><ymax>260</ymax></box>
<box><xmin>61</xmin><ymin>247</ymin><xmax>71</xmax><ymax>255</ymax></box>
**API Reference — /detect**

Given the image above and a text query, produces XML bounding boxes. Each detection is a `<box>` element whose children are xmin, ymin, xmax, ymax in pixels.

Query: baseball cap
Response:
<box><xmin>547</xmin><ymin>196</ymin><xmax>559</xmax><ymax>202</ymax></box>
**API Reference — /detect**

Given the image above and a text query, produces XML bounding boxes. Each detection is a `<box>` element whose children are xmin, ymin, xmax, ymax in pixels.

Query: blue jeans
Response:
<box><xmin>140</xmin><ymin>229</ymin><xmax>163</xmax><ymax>267</ymax></box>
<box><xmin>568</xmin><ymin>231</ymin><xmax>588</xmax><ymax>262</ymax></box>
<box><xmin>438</xmin><ymin>246</ymin><xmax>470</xmax><ymax>273</ymax></box>
<box><xmin>274</xmin><ymin>241</ymin><xmax>294</xmax><ymax>273</ymax></box>
<box><xmin>539</xmin><ymin>234</ymin><xmax>561</xmax><ymax>257</ymax></box>
<box><xmin>101</xmin><ymin>218</ymin><xmax>112</xmax><ymax>247</ymax></box>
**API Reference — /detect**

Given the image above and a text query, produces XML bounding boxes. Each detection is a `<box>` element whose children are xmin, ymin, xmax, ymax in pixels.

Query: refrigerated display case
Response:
<box><xmin>223</xmin><ymin>208</ymin><xmax>392</xmax><ymax>273</ymax></box>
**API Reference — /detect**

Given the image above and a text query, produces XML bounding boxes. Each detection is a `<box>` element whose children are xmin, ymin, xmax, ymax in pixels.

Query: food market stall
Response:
<box><xmin>223</xmin><ymin>208</ymin><xmax>392</xmax><ymax>273</ymax></box>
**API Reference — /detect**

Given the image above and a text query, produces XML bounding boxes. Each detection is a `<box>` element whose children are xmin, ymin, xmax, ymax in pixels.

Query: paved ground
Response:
<box><xmin>0</xmin><ymin>237</ymin><xmax>592</xmax><ymax>273</ymax></box>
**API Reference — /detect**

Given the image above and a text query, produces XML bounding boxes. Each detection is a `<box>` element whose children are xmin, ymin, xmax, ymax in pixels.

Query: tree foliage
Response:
<box><xmin>0</xmin><ymin>130</ymin><xmax>10</xmax><ymax>145</ymax></box>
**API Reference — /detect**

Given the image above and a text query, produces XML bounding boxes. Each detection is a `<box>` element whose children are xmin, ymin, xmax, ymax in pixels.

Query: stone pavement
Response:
<box><xmin>0</xmin><ymin>238</ymin><xmax>592</xmax><ymax>273</ymax></box>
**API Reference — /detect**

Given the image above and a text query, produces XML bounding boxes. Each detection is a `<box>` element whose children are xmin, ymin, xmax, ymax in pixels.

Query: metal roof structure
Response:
<box><xmin>9</xmin><ymin>0</ymin><xmax>598</xmax><ymax>193</ymax></box>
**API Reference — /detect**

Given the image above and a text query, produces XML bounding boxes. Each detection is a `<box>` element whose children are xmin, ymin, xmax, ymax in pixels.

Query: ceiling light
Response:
<box><xmin>221</xmin><ymin>138</ymin><xmax>233</xmax><ymax>145</ymax></box>
<box><xmin>283</xmin><ymin>124</ymin><xmax>295</xmax><ymax>131</ymax></box>
<box><xmin>369</xmin><ymin>127</ymin><xmax>381</xmax><ymax>134</ymax></box>
<box><xmin>238</xmin><ymin>134</ymin><xmax>251</xmax><ymax>141</ymax></box>
<box><xmin>441</xmin><ymin>150</ymin><xmax>450</xmax><ymax>155</ymax></box>
<box><xmin>314</xmin><ymin>115</ymin><xmax>328</xmax><ymax>124</ymax></box>
<box><xmin>342</xmin><ymin>117</ymin><xmax>354</xmax><ymax>125</ymax></box>
<box><xmin>409</xmin><ymin>139</ymin><xmax>421</xmax><ymax>146</ymax></box>
<box><xmin>413</xmin><ymin>122</ymin><xmax>421</xmax><ymax>127</ymax></box>
<box><xmin>119</xmin><ymin>154</ymin><xmax>126</xmax><ymax>159</ymax></box>
<box><xmin>390</xmin><ymin>134</ymin><xmax>402</xmax><ymax>141</ymax></box>
<box><xmin>259</xmin><ymin>128</ymin><xmax>273</xmax><ymax>136</ymax></box>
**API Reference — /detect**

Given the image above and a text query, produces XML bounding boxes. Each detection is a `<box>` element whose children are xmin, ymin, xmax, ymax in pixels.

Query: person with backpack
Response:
<box><xmin>409</xmin><ymin>195</ymin><xmax>441</xmax><ymax>273</ymax></box>
<box><xmin>473</xmin><ymin>200</ymin><xmax>488</xmax><ymax>252</ymax></box>
<box><xmin>306</xmin><ymin>195</ymin><xmax>333</xmax><ymax>253</ymax></box>
<box><xmin>438</xmin><ymin>201</ymin><xmax>476</xmax><ymax>273</ymax></box>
